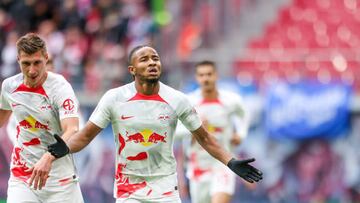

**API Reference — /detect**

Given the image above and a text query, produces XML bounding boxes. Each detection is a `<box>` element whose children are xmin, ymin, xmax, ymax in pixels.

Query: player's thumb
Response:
<box><xmin>53</xmin><ymin>134</ymin><xmax>63</xmax><ymax>143</ymax></box>
<box><xmin>241</xmin><ymin>158</ymin><xmax>255</xmax><ymax>164</ymax></box>
<box><xmin>25</xmin><ymin>167</ymin><xmax>34</xmax><ymax>173</ymax></box>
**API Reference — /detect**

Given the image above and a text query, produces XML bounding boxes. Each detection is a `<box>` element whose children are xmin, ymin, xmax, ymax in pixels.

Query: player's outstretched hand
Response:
<box><xmin>47</xmin><ymin>134</ymin><xmax>70</xmax><ymax>158</ymax></box>
<box><xmin>227</xmin><ymin>158</ymin><xmax>263</xmax><ymax>183</ymax></box>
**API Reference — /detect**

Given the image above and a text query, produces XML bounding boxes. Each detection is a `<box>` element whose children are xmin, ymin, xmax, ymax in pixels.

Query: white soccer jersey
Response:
<box><xmin>183</xmin><ymin>89</ymin><xmax>249</xmax><ymax>180</ymax></box>
<box><xmin>0</xmin><ymin>72</ymin><xmax>79</xmax><ymax>186</ymax></box>
<box><xmin>89</xmin><ymin>81</ymin><xmax>201</xmax><ymax>200</ymax></box>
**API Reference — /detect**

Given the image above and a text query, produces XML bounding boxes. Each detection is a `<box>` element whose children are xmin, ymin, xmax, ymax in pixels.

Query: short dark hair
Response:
<box><xmin>195</xmin><ymin>60</ymin><xmax>217</xmax><ymax>70</ymax></box>
<box><xmin>16</xmin><ymin>33</ymin><xmax>47</xmax><ymax>55</ymax></box>
<box><xmin>128</xmin><ymin>45</ymin><xmax>150</xmax><ymax>65</ymax></box>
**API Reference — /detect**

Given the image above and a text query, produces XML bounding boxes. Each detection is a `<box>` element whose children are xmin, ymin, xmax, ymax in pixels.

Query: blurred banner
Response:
<box><xmin>265</xmin><ymin>81</ymin><xmax>351</xmax><ymax>140</ymax></box>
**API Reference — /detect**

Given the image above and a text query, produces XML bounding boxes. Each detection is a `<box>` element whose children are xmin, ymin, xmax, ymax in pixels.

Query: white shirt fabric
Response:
<box><xmin>177</xmin><ymin>89</ymin><xmax>249</xmax><ymax>180</ymax></box>
<box><xmin>0</xmin><ymin>72</ymin><xmax>79</xmax><ymax>186</ymax></box>
<box><xmin>89</xmin><ymin>81</ymin><xmax>202</xmax><ymax>199</ymax></box>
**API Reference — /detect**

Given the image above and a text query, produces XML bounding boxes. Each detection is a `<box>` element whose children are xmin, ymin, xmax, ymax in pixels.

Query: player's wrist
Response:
<box><xmin>45</xmin><ymin>152</ymin><xmax>56</xmax><ymax>161</ymax></box>
<box><xmin>227</xmin><ymin>157</ymin><xmax>236</xmax><ymax>168</ymax></box>
<box><xmin>47</xmin><ymin>134</ymin><xmax>70</xmax><ymax>158</ymax></box>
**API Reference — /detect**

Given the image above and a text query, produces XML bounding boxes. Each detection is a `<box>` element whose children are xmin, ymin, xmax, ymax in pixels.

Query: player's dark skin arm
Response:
<box><xmin>0</xmin><ymin>109</ymin><xmax>12</xmax><ymax>127</ymax></box>
<box><xmin>66</xmin><ymin>121</ymin><xmax>102</xmax><ymax>153</ymax></box>
<box><xmin>191</xmin><ymin>124</ymin><xmax>263</xmax><ymax>183</ymax></box>
<box><xmin>191</xmin><ymin>125</ymin><xmax>233</xmax><ymax>165</ymax></box>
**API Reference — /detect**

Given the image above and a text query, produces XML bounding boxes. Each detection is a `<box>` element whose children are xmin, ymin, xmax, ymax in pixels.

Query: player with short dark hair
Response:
<box><xmin>177</xmin><ymin>60</ymin><xmax>251</xmax><ymax>203</ymax></box>
<box><xmin>0</xmin><ymin>33</ymin><xmax>83</xmax><ymax>203</ymax></box>
<box><xmin>48</xmin><ymin>45</ymin><xmax>262</xmax><ymax>202</ymax></box>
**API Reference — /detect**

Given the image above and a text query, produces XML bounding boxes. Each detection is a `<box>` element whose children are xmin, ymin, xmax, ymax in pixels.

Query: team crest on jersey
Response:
<box><xmin>40</xmin><ymin>105</ymin><xmax>53</xmax><ymax>111</ymax></box>
<box><xmin>157</xmin><ymin>113</ymin><xmax>174</xmax><ymax>124</ymax></box>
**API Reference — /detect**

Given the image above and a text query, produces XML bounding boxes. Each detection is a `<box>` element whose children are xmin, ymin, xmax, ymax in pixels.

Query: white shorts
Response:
<box><xmin>115</xmin><ymin>173</ymin><xmax>181</xmax><ymax>202</ymax></box>
<box><xmin>116</xmin><ymin>197</ymin><xmax>181</xmax><ymax>203</ymax></box>
<box><xmin>189</xmin><ymin>166</ymin><xmax>236</xmax><ymax>203</ymax></box>
<box><xmin>7</xmin><ymin>177</ymin><xmax>84</xmax><ymax>203</ymax></box>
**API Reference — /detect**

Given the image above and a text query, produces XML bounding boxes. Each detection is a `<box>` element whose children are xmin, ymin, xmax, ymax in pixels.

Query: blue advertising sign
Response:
<box><xmin>265</xmin><ymin>81</ymin><xmax>351</xmax><ymax>140</ymax></box>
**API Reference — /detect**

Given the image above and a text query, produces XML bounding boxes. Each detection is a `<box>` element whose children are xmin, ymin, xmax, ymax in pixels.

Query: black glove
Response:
<box><xmin>47</xmin><ymin>134</ymin><xmax>70</xmax><ymax>158</ymax></box>
<box><xmin>227</xmin><ymin>158</ymin><xmax>263</xmax><ymax>183</ymax></box>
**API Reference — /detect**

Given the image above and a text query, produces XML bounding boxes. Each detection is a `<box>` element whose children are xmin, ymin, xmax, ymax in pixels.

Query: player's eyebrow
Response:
<box><xmin>139</xmin><ymin>55</ymin><xmax>148</xmax><ymax>60</ymax></box>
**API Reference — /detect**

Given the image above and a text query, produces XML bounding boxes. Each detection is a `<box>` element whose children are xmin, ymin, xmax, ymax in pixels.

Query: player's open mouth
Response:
<box><xmin>148</xmin><ymin>68</ymin><xmax>158</xmax><ymax>75</ymax></box>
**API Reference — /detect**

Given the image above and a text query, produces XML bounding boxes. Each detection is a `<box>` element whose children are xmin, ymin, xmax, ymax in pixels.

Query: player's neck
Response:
<box><xmin>135</xmin><ymin>80</ymin><xmax>160</xmax><ymax>95</ymax></box>
<box><xmin>202</xmin><ymin>88</ymin><xmax>218</xmax><ymax>99</ymax></box>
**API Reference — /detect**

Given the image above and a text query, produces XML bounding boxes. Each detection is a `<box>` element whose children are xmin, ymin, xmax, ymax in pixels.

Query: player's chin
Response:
<box><xmin>146</xmin><ymin>78</ymin><xmax>159</xmax><ymax>83</ymax></box>
<box><xmin>145</xmin><ymin>76</ymin><xmax>160</xmax><ymax>83</ymax></box>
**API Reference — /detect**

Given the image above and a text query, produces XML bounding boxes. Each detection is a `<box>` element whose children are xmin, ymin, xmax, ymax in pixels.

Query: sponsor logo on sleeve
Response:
<box><xmin>63</xmin><ymin>98</ymin><xmax>75</xmax><ymax>114</ymax></box>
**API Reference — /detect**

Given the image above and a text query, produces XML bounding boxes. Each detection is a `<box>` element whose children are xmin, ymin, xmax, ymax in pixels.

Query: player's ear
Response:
<box><xmin>128</xmin><ymin>65</ymin><xmax>135</xmax><ymax>76</ymax></box>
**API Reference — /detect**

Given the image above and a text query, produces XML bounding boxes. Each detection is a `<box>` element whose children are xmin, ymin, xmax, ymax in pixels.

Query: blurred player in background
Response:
<box><xmin>47</xmin><ymin>45</ymin><xmax>262</xmax><ymax>202</ymax></box>
<box><xmin>0</xmin><ymin>33</ymin><xmax>83</xmax><ymax>203</ymax></box>
<box><xmin>176</xmin><ymin>60</ymin><xmax>250</xmax><ymax>203</ymax></box>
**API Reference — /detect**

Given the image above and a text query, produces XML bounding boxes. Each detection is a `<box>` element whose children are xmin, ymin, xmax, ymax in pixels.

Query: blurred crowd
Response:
<box><xmin>0</xmin><ymin>0</ymin><xmax>159</xmax><ymax>94</ymax></box>
<box><xmin>2</xmin><ymin>0</ymin><xmax>360</xmax><ymax>203</ymax></box>
<box><xmin>0</xmin><ymin>0</ymin><xmax>245</xmax><ymax>96</ymax></box>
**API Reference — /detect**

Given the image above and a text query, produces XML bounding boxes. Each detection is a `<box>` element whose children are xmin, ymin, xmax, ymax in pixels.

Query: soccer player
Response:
<box><xmin>177</xmin><ymin>60</ymin><xmax>250</xmax><ymax>203</ymax></box>
<box><xmin>48</xmin><ymin>45</ymin><xmax>262</xmax><ymax>202</ymax></box>
<box><xmin>0</xmin><ymin>33</ymin><xmax>83</xmax><ymax>203</ymax></box>
<box><xmin>6</xmin><ymin>56</ymin><xmax>55</xmax><ymax>146</ymax></box>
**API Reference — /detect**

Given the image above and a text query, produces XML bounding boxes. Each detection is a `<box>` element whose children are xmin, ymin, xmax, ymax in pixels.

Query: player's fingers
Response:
<box><xmin>246</xmin><ymin>167</ymin><xmax>262</xmax><ymax>178</ymax></box>
<box><xmin>251</xmin><ymin>172</ymin><xmax>263</xmax><ymax>181</ymax></box>
<box><xmin>242</xmin><ymin>176</ymin><xmax>254</xmax><ymax>183</ymax></box>
<box><xmin>248</xmin><ymin>172</ymin><xmax>262</xmax><ymax>182</ymax></box>
<box><xmin>54</xmin><ymin>134</ymin><xmax>63</xmax><ymax>143</ymax></box>
<box><xmin>25</xmin><ymin>167</ymin><xmax>34</xmax><ymax>173</ymax></box>
<box><xmin>40</xmin><ymin>173</ymin><xmax>49</xmax><ymax>189</ymax></box>
<box><xmin>247</xmin><ymin>165</ymin><xmax>263</xmax><ymax>176</ymax></box>
<box><xmin>33</xmin><ymin>174</ymin><xmax>40</xmax><ymax>190</ymax></box>
<box><xmin>242</xmin><ymin>158</ymin><xmax>255</xmax><ymax>164</ymax></box>
<box><xmin>28</xmin><ymin>168</ymin><xmax>36</xmax><ymax>187</ymax></box>
<box><xmin>37</xmin><ymin>172</ymin><xmax>43</xmax><ymax>190</ymax></box>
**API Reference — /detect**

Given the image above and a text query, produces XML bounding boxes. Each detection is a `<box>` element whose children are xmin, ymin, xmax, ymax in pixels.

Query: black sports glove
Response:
<box><xmin>227</xmin><ymin>158</ymin><xmax>263</xmax><ymax>183</ymax></box>
<box><xmin>47</xmin><ymin>134</ymin><xmax>70</xmax><ymax>158</ymax></box>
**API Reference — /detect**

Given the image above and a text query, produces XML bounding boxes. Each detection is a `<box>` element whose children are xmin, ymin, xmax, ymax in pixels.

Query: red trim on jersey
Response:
<box><xmin>13</xmin><ymin>83</ymin><xmax>48</xmax><ymax>98</ymax></box>
<box><xmin>200</xmin><ymin>98</ymin><xmax>222</xmax><ymax>105</ymax></box>
<box><xmin>127</xmin><ymin>93</ymin><xmax>168</xmax><ymax>103</ymax></box>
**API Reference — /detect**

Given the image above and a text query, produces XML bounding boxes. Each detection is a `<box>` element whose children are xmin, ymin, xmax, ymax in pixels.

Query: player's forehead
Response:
<box><xmin>196</xmin><ymin>64</ymin><xmax>216</xmax><ymax>74</ymax></box>
<box><xmin>18</xmin><ymin>50</ymin><xmax>46</xmax><ymax>60</ymax></box>
<box><xmin>134</xmin><ymin>47</ymin><xmax>159</xmax><ymax>59</ymax></box>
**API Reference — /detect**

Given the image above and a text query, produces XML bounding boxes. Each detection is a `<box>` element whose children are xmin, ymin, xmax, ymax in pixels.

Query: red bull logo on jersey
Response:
<box><xmin>202</xmin><ymin>119</ymin><xmax>223</xmax><ymax>134</ymax></box>
<box><xmin>207</xmin><ymin>124</ymin><xmax>223</xmax><ymax>133</ymax></box>
<box><xmin>18</xmin><ymin>116</ymin><xmax>50</xmax><ymax>132</ymax></box>
<box><xmin>126</xmin><ymin>129</ymin><xmax>167</xmax><ymax>146</ymax></box>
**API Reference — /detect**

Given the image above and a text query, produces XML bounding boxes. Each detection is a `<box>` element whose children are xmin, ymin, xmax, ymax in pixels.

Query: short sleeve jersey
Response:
<box><xmin>185</xmin><ymin>89</ymin><xmax>247</xmax><ymax>179</ymax></box>
<box><xmin>0</xmin><ymin>72</ymin><xmax>79</xmax><ymax>186</ymax></box>
<box><xmin>89</xmin><ymin>81</ymin><xmax>201</xmax><ymax>198</ymax></box>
